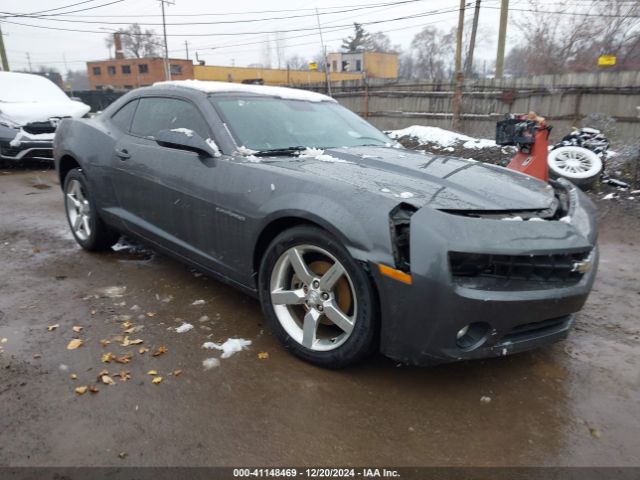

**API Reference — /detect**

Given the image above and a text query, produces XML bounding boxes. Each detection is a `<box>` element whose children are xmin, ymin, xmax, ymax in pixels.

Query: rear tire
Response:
<box><xmin>258</xmin><ymin>225</ymin><xmax>378</xmax><ymax>368</ymax></box>
<box><xmin>63</xmin><ymin>168</ymin><xmax>119</xmax><ymax>251</ymax></box>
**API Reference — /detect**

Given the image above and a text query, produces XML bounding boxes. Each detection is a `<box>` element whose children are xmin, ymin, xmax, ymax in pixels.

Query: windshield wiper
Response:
<box><xmin>253</xmin><ymin>146</ymin><xmax>307</xmax><ymax>157</ymax></box>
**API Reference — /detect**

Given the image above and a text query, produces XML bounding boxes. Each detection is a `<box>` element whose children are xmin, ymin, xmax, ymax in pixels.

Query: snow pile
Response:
<box><xmin>202</xmin><ymin>338</ymin><xmax>252</xmax><ymax>358</ymax></box>
<box><xmin>170</xmin><ymin>128</ymin><xmax>194</xmax><ymax>137</ymax></box>
<box><xmin>175</xmin><ymin>322</ymin><xmax>194</xmax><ymax>333</ymax></box>
<box><xmin>388</xmin><ymin>126</ymin><xmax>480</xmax><ymax>147</ymax></box>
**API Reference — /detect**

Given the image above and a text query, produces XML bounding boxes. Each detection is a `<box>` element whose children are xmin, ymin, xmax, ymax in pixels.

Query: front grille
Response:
<box><xmin>22</xmin><ymin>121</ymin><xmax>56</xmax><ymax>134</ymax></box>
<box><xmin>449</xmin><ymin>250</ymin><xmax>592</xmax><ymax>290</ymax></box>
<box><xmin>23</xmin><ymin>149</ymin><xmax>53</xmax><ymax>159</ymax></box>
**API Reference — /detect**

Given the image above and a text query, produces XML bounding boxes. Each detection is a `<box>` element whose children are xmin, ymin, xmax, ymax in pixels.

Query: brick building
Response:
<box><xmin>87</xmin><ymin>57</ymin><xmax>194</xmax><ymax>91</ymax></box>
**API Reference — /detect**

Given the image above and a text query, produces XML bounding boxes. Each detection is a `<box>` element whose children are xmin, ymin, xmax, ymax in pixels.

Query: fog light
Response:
<box><xmin>456</xmin><ymin>322</ymin><xmax>490</xmax><ymax>350</ymax></box>
<box><xmin>456</xmin><ymin>325</ymin><xmax>470</xmax><ymax>340</ymax></box>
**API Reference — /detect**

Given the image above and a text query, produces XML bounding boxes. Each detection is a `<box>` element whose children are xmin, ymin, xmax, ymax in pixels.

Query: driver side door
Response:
<box><xmin>110</xmin><ymin>95</ymin><xmax>223</xmax><ymax>266</ymax></box>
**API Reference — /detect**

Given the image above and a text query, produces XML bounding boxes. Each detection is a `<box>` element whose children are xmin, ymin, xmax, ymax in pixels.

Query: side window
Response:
<box><xmin>110</xmin><ymin>99</ymin><xmax>138</xmax><ymax>132</ymax></box>
<box><xmin>130</xmin><ymin>97</ymin><xmax>210</xmax><ymax>140</ymax></box>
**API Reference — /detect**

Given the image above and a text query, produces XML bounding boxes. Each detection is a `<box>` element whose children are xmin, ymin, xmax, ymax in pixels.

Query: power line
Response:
<box><xmin>0</xmin><ymin>0</ymin><xmax>436</xmax><ymax>18</ymax></box>
<box><xmin>22</xmin><ymin>0</ymin><xmax>104</xmax><ymax>15</ymax></box>
<box><xmin>0</xmin><ymin>0</ymin><xmax>429</xmax><ymax>26</ymax></box>
<box><xmin>7</xmin><ymin>0</ymin><xmax>126</xmax><ymax>18</ymax></box>
<box><xmin>0</xmin><ymin>7</ymin><xmax>467</xmax><ymax>37</ymax></box>
<box><xmin>483</xmin><ymin>5</ymin><xmax>640</xmax><ymax>17</ymax></box>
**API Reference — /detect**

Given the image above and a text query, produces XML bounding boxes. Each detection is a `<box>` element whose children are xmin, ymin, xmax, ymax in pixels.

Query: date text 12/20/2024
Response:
<box><xmin>233</xmin><ymin>468</ymin><xmax>401</xmax><ymax>478</ymax></box>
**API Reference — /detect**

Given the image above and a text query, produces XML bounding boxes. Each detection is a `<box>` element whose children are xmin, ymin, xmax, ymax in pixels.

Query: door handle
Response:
<box><xmin>115</xmin><ymin>148</ymin><xmax>131</xmax><ymax>160</ymax></box>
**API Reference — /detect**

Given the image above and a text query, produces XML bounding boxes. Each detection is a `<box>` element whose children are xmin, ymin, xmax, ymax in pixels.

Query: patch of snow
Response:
<box><xmin>528</xmin><ymin>217</ymin><xmax>544</xmax><ymax>222</ymax></box>
<box><xmin>480</xmin><ymin>396</ymin><xmax>492</xmax><ymax>404</ymax></box>
<box><xmin>202</xmin><ymin>338</ymin><xmax>252</xmax><ymax>359</ymax></box>
<box><xmin>202</xmin><ymin>357</ymin><xmax>220</xmax><ymax>370</ymax></box>
<box><xmin>502</xmin><ymin>216</ymin><xmax>523</xmax><ymax>221</ymax></box>
<box><xmin>270</xmin><ymin>183</ymin><xmax>275</xmax><ymax>191</ymax></box>
<box><xmin>9</xmin><ymin>129</ymin><xmax>55</xmax><ymax>147</ymax></box>
<box><xmin>170</xmin><ymin>127</ymin><xmax>194</xmax><ymax>137</ymax></box>
<box><xmin>396</xmin><ymin>192</ymin><xmax>414</xmax><ymax>199</ymax></box>
<box><xmin>630</xmin><ymin>190</ymin><xmax>640</xmax><ymax>194</ymax></box>
<box><xmin>236</xmin><ymin>145</ymin><xmax>258</xmax><ymax>156</ymax></box>
<box><xmin>95</xmin><ymin>286</ymin><xmax>126</xmax><ymax>298</ymax></box>
<box><xmin>559</xmin><ymin>216</ymin><xmax>572</xmax><ymax>223</ymax></box>
<box><xmin>191</xmin><ymin>299</ymin><xmax>206</xmax><ymax>306</ymax></box>
<box><xmin>175</xmin><ymin>322</ymin><xmax>194</xmax><ymax>333</ymax></box>
<box><xmin>628</xmin><ymin>197</ymin><xmax>635</xmax><ymax>200</ymax></box>
<box><xmin>205</xmin><ymin>138</ymin><xmax>222</xmax><ymax>157</ymax></box>
<box><xmin>380</xmin><ymin>188</ymin><xmax>391</xmax><ymax>193</ymax></box>
<box><xmin>155</xmin><ymin>80</ymin><xmax>336</xmax><ymax>103</ymax></box>
<box><xmin>59</xmin><ymin>364</ymin><xmax>69</xmax><ymax>372</ymax></box>
<box><xmin>602</xmin><ymin>193</ymin><xmax>616</xmax><ymax>200</ymax></box>
<box><xmin>299</xmin><ymin>147</ymin><xmax>349</xmax><ymax>163</ymax></box>
<box><xmin>388</xmin><ymin>125</ymin><xmax>475</xmax><ymax>147</ymax></box>
<box><xmin>462</xmin><ymin>138</ymin><xmax>497</xmax><ymax>149</ymax></box>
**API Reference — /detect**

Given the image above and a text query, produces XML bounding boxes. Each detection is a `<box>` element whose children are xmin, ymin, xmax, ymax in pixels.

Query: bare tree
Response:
<box><xmin>105</xmin><ymin>23</ymin><xmax>161</xmax><ymax>58</ymax></box>
<box><xmin>409</xmin><ymin>26</ymin><xmax>456</xmax><ymax>80</ymax></box>
<box><xmin>286</xmin><ymin>55</ymin><xmax>308</xmax><ymax>70</ymax></box>
<box><xmin>505</xmin><ymin>0</ymin><xmax>640</xmax><ymax>76</ymax></box>
<box><xmin>261</xmin><ymin>34</ymin><xmax>273</xmax><ymax>69</ymax></box>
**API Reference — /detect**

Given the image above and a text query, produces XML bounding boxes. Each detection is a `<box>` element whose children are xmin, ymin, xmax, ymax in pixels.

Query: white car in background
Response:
<box><xmin>0</xmin><ymin>71</ymin><xmax>90</xmax><ymax>162</ymax></box>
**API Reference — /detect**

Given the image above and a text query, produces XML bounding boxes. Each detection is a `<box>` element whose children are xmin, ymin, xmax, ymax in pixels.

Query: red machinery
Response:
<box><xmin>496</xmin><ymin>112</ymin><xmax>551</xmax><ymax>182</ymax></box>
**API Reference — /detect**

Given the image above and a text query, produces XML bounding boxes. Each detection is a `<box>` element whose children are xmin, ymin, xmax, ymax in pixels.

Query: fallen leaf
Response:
<box><xmin>47</xmin><ymin>324</ymin><xmax>59</xmax><ymax>331</ymax></box>
<box><xmin>115</xmin><ymin>354</ymin><xmax>132</xmax><ymax>364</ymax></box>
<box><xmin>89</xmin><ymin>385</ymin><xmax>99</xmax><ymax>394</ymax></box>
<box><xmin>90</xmin><ymin>310</ymin><xmax>97</xmax><ymax>315</ymax></box>
<box><xmin>101</xmin><ymin>352</ymin><xmax>115</xmax><ymax>363</ymax></box>
<box><xmin>151</xmin><ymin>376</ymin><xmax>163</xmax><ymax>384</ymax></box>
<box><xmin>123</xmin><ymin>327</ymin><xmax>136</xmax><ymax>334</ymax></box>
<box><xmin>590</xmin><ymin>427</ymin><xmax>602</xmax><ymax>439</ymax></box>
<box><xmin>173</xmin><ymin>369</ymin><xmax>183</xmax><ymax>376</ymax></box>
<box><xmin>101</xmin><ymin>375</ymin><xmax>115</xmax><ymax>386</ymax></box>
<box><xmin>147</xmin><ymin>370</ymin><xmax>158</xmax><ymax>376</ymax></box>
<box><xmin>33</xmin><ymin>353</ymin><xmax>42</xmax><ymax>359</ymax></box>
<box><xmin>257</xmin><ymin>352</ymin><xmax>270</xmax><ymax>360</ymax></box>
<box><xmin>70</xmin><ymin>373</ymin><xmax>77</xmax><ymax>380</ymax></box>
<box><xmin>72</xmin><ymin>325</ymin><xmax>83</xmax><ymax>333</ymax></box>
<box><xmin>100</xmin><ymin>339</ymin><xmax>111</xmax><ymax>347</ymax></box>
<box><xmin>129</xmin><ymin>339</ymin><xmax>143</xmax><ymax>345</ymax></box>
<box><xmin>118</xmin><ymin>452</ymin><xmax>128</xmax><ymax>459</ymax></box>
<box><xmin>121</xmin><ymin>336</ymin><xmax>131</xmax><ymax>346</ymax></box>
<box><xmin>152</xmin><ymin>345</ymin><xmax>168</xmax><ymax>357</ymax></box>
<box><xmin>1</xmin><ymin>338</ymin><xmax>7</xmax><ymax>343</ymax></box>
<box><xmin>146</xmin><ymin>312</ymin><xmax>156</xmax><ymax>317</ymax></box>
<box><xmin>117</xmin><ymin>370</ymin><xmax>131</xmax><ymax>381</ymax></box>
<box><xmin>138</xmin><ymin>347</ymin><xmax>149</xmax><ymax>354</ymax></box>
<box><xmin>75</xmin><ymin>386</ymin><xmax>88</xmax><ymax>395</ymax></box>
<box><xmin>67</xmin><ymin>339</ymin><xmax>83</xmax><ymax>350</ymax></box>
<box><xmin>121</xmin><ymin>321</ymin><xmax>133</xmax><ymax>330</ymax></box>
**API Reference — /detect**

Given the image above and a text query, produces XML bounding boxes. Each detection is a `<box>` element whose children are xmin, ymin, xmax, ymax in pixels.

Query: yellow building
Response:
<box><xmin>327</xmin><ymin>51</ymin><xmax>398</xmax><ymax>79</ymax></box>
<box><xmin>193</xmin><ymin>65</ymin><xmax>363</xmax><ymax>86</ymax></box>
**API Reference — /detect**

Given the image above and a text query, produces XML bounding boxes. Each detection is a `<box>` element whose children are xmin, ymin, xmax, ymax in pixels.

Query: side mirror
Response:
<box><xmin>155</xmin><ymin>129</ymin><xmax>217</xmax><ymax>157</ymax></box>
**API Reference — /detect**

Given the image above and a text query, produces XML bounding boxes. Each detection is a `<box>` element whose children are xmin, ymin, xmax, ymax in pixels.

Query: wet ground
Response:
<box><xmin>0</xmin><ymin>168</ymin><xmax>639</xmax><ymax>467</ymax></box>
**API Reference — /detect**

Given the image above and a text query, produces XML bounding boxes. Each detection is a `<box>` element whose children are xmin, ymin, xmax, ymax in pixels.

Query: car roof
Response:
<box><xmin>152</xmin><ymin>80</ymin><xmax>336</xmax><ymax>103</ymax></box>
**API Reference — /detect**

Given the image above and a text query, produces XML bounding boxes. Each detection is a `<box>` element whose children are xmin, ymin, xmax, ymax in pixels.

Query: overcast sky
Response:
<box><xmin>0</xmin><ymin>0</ymin><xmax>514</xmax><ymax>73</ymax></box>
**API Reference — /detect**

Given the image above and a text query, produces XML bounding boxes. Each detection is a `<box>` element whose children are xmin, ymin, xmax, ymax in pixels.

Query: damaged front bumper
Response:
<box><xmin>0</xmin><ymin>128</ymin><xmax>55</xmax><ymax>161</ymax></box>
<box><xmin>374</xmin><ymin>180</ymin><xmax>598</xmax><ymax>366</ymax></box>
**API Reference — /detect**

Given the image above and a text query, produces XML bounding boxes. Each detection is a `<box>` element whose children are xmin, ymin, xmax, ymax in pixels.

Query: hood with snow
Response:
<box><xmin>0</xmin><ymin>72</ymin><xmax>90</xmax><ymax>126</ymax></box>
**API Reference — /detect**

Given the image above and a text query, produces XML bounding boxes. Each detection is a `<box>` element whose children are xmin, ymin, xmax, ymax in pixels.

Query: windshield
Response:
<box><xmin>210</xmin><ymin>95</ymin><xmax>390</xmax><ymax>151</ymax></box>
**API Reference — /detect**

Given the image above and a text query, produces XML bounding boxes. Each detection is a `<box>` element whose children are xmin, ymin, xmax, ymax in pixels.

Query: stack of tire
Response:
<box><xmin>548</xmin><ymin>127</ymin><xmax>609</xmax><ymax>188</ymax></box>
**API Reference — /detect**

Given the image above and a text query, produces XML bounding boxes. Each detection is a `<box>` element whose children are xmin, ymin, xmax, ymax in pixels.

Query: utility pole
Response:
<box><xmin>26</xmin><ymin>52</ymin><xmax>33</xmax><ymax>72</ymax></box>
<box><xmin>315</xmin><ymin>8</ymin><xmax>332</xmax><ymax>96</ymax></box>
<box><xmin>495</xmin><ymin>0</ymin><xmax>509</xmax><ymax>78</ymax></box>
<box><xmin>452</xmin><ymin>0</ymin><xmax>465</xmax><ymax>131</ymax></box>
<box><xmin>464</xmin><ymin>0</ymin><xmax>481</xmax><ymax>76</ymax></box>
<box><xmin>184</xmin><ymin>40</ymin><xmax>189</xmax><ymax>60</ymax></box>
<box><xmin>0</xmin><ymin>24</ymin><xmax>9</xmax><ymax>71</ymax></box>
<box><xmin>158</xmin><ymin>0</ymin><xmax>173</xmax><ymax>81</ymax></box>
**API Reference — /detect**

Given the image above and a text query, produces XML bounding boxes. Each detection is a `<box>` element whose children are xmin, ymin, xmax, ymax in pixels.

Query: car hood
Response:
<box><xmin>267</xmin><ymin>146</ymin><xmax>556</xmax><ymax>211</ymax></box>
<box><xmin>0</xmin><ymin>100</ymin><xmax>90</xmax><ymax>125</ymax></box>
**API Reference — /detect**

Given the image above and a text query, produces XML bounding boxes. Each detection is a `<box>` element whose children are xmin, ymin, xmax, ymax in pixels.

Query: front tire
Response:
<box><xmin>258</xmin><ymin>226</ymin><xmax>378</xmax><ymax>368</ymax></box>
<box><xmin>64</xmin><ymin>168</ymin><xmax>119</xmax><ymax>251</ymax></box>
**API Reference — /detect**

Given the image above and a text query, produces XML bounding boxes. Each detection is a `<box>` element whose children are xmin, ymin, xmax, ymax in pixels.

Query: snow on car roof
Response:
<box><xmin>153</xmin><ymin>79</ymin><xmax>336</xmax><ymax>103</ymax></box>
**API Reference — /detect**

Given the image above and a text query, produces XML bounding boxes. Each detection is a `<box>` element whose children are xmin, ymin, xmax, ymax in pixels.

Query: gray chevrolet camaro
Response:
<box><xmin>53</xmin><ymin>80</ymin><xmax>598</xmax><ymax>368</ymax></box>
